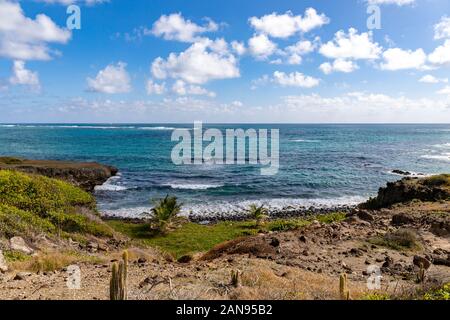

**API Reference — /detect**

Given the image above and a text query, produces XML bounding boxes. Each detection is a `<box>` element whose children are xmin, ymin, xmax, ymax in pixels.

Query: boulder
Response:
<box><xmin>413</xmin><ymin>255</ymin><xmax>431</xmax><ymax>270</ymax></box>
<box><xmin>357</xmin><ymin>210</ymin><xmax>375</xmax><ymax>222</ymax></box>
<box><xmin>9</xmin><ymin>237</ymin><xmax>34</xmax><ymax>255</ymax></box>
<box><xmin>0</xmin><ymin>250</ymin><xmax>8</xmax><ymax>273</ymax></box>
<box><xmin>14</xmin><ymin>272</ymin><xmax>32</xmax><ymax>281</ymax></box>
<box><xmin>391</xmin><ymin>214</ymin><xmax>413</xmax><ymax>226</ymax></box>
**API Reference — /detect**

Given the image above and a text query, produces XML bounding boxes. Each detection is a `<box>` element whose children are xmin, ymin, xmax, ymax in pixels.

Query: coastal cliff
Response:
<box><xmin>0</xmin><ymin>157</ymin><xmax>117</xmax><ymax>191</ymax></box>
<box><xmin>0</xmin><ymin>163</ymin><xmax>448</xmax><ymax>300</ymax></box>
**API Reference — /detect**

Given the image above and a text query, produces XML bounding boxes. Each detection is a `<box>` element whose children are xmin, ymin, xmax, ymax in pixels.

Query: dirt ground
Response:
<box><xmin>0</xmin><ymin>201</ymin><xmax>449</xmax><ymax>300</ymax></box>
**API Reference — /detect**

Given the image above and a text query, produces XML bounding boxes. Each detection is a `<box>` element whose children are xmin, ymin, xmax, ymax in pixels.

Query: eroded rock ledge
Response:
<box><xmin>0</xmin><ymin>157</ymin><xmax>118</xmax><ymax>191</ymax></box>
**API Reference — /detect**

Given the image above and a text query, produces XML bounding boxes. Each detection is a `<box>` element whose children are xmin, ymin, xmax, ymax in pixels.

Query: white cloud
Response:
<box><xmin>9</xmin><ymin>60</ymin><xmax>40</xmax><ymax>90</ymax></box>
<box><xmin>231</xmin><ymin>100</ymin><xmax>243</xmax><ymax>107</ymax></box>
<box><xmin>150</xmin><ymin>13</ymin><xmax>218</xmax><ymax>43</ymax></box>
<box><xmin>281</xmin><ymin>40</ymin><xmax>316</xmax><ymax>65</ymax></box>
<box><xmin>249</xmin><ymin>8</ymin><xmax>329</xmax><ymax>38</ymax></box>
<box><xmin>272</xmin><ymin>71</ymin><xmax>320</xmax><ymax>88</ymax></box>
<box><xmin>0</xmin><ymin>1</ymin><xmax>71</xmax><ymax>60</ymax></box>
<box><xmin>151</xmin><ymin>39</ymin><xmax>239</xmax><ymax>84</ymax></box>
<box><xmin>231</xmin><ymin>41</ymin><xmax>246</xmax><ymax>55</ymax></box>
<box><xmin>437</xmin><ymin>86</ymin><xmax>450</xmax><ymax>95</ymax></box>
<box><xmin>428</xmin><ymin>40</ymin><xmax>450</xmax><ymax>66</ymax></box>
<box><xmin>380</xmin><ymin>48</ymin><xmax>427</xmax><ymax>70</ymax></box>
<box><xmin>434</xmin><ymin>16</ymin><xmax>450</xmax><ymax>40</ymax></box>
<box><xmin>367</xmin><ymin>0</ymin><xmax>415</xmax><ymax>5</ymax></box>
<box><xmin>171</xmin><ymin>80</ymin><xmax>216</xmax><ymax>97</ymax></box>
<box><xmin>419</xmin><ymin>75</ymin><xmax>448</xmax><ymax>84</ymax></box>
<box><xmin>319</xmin><ymin>28</ymin><xmax>382</xmax><ymax>60</ymax></box>
<box><xmin>319</xmin><ymin>59</ymin><xmax>359</xmax><ymax>74</ymax></box>
<box><xmin>146</xmin><ymin>79</ymin><xmax>166</xmax><ymax>95</ymax></box>
<box><xmin>87</xmin><ymin>62</ymin><xmax>131</xmax><ymax>94</ymax></box>
<box><xmin>248</xmin><ymin>34</ymin><xmax>277</xmax><ymax>59</ymax></box>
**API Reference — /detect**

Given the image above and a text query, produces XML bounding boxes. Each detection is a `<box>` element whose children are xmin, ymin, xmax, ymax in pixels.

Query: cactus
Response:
<box><xmin>417</xmin><ymin>262</ymin><xmax>426</xmax><ymax>283</ymax></box>
<box><xmin>339</xmin><ymin>273</ymin><xmax>350</xmax><ymax>300</ymax></box>
<box><xmin>230</xmin><ymin>270</ymin><xmax>241</xmax><ymax>288</ymax></box>
<box><xmin>110</xmin><ymin>250</ymin><xmax>129</xmax><ymax>300</ymax></box>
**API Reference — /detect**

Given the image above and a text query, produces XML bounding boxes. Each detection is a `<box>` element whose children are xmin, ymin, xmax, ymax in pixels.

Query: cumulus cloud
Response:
<box><xmin>146</xmin><ymin>79</ymin><xmax>166</xmax><ymax>95</ymax></box>
<box><xmin>280</xmin><ymin>40</ymin><xmax>316</xmax><ymax>65</ymax></box>
<box><xmin>319</xmin><ymin>28</ymin><xmax>382</xmax><ymax>60</ymax></box>
<box><xmin>434</xmin><ymin>16</ymin><xmax>450</xmax><ymax>40</ymax></box>
<box><xmin>437</xmin><ymin>86</ymin><xmax>450</xmax><ymax>95</ymax></box>
<box><xmin>171</xmin><ymin>80</ymin><xmax>215</xmax><ymax>97</ymax></box>
<box><xmin>272</xmin><ymin>71</ymin><xmax>320</xmax><ymax>88</ymax></box>
<box><xmin>380</xmin><ymin>48</ymin><xmax>427</xmax><ymax>70</ymax></box>
<box><xmin>249</xmin><ymin>8</ymin><xmax>329</xmax><ymax>38</ymax></box>
<box><xmin>319</xmin><ymin>59</ymin><xmax>359</xmax><ymax>74</ymax></box>
<box><xmin>0</xmin><ymin>1</ymin><xmax>71</xmax><ymax>60</ymax></box>
<box><xmin>428</xmin><ymin>40</ymin><xmax>450</xmax><ymax>66</ymax></box>
<box><xmin>367</xmin><ymin>0</ymin><xmax>415</xmax><ymax>5</ymax></box>
<box><xmin>151</xmin><ymin>38</ymin><xmax>239</xmax><ymax>84</ymax></box>
<box><xmin>231</xmin><ymin>41</ymin><xmax>246</xmax><ymax>55</ymax></box>
<box><xmin>150</xmin><ymin>13</ymin><xmax>218</xmax><ymax>43</ymax></box>
<box><xmin>9</xmin><ymin>60</ymin><xmax>40</xmax><ymax>90</ymax></box>
<box><xmin>248</xmin><ymin>34</ymin><xmax>277</xmax><ymax>59</ymax></box>
<box><xmin>419</xmin><ymin>75</ymin><xmax>448</xmax><ymax>84</ymax></box>
<box><xmin>87</xmin><ymin>62</ymin><xmax>131</xmax><ymax>94</ymax></box>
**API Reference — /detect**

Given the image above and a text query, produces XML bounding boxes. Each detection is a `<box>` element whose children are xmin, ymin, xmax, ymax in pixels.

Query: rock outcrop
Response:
<box><xmin>0</xmin><ymin>157</ymin><xmax>117</xmax><ymax>191</ymax></box>
<box><xmin>361</xmin><ymin>174</ymin><xmax>450</xmax><ymax>209</ymax></box>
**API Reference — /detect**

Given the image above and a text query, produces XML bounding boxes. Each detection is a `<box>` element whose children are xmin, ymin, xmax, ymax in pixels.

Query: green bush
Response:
<box><xmin>0</xmin><ymin>170</ymin><xmax>111</xmax><ymax>239</ymax></box>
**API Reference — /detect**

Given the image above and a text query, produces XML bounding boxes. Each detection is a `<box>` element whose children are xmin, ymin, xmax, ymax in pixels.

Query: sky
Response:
<box><xmin>0</xmin><ymin>0</ymin><xmax>449</xmax><ymax>123</ymax></box>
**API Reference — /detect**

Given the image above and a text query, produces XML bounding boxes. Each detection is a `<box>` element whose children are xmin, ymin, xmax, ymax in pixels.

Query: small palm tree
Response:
<box><xmin>150</xmin><ymin>195</ymin><xmax>182</xmax><ymax>234</ymax></box>
<box><xmin>248</xmin><ymin>204</ymin><xmax>269</xmax><ymax>227</ymax></box>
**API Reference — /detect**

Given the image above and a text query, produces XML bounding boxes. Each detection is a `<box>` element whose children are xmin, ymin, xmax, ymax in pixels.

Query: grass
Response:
<box><xmin>0</xmin><ymin>170</ymin><xmax>113</xmax><ymax>240</ymax></box>
<box><xmin>7</xmin><ymin>250</ymin><xmax>106</xmax><ymax>272</ymax></box>
<box><xmin>423</xmin><ymin>283</ymin><xmax>450</xmax><ymax>300</ymax></box>
<box><xmin>423</xmin><ymin>174</ymin><xmax>450</xmax><ymax>188</ymax></box>
<box><xmin>108</xmin><ymin>212</ymin><xmax>347</xmax><ymax>259</ymax></box>
<box><xmin>369</xmin><ymin>228</ymin><xmax>421</xmax><ymax>251</ymax></box>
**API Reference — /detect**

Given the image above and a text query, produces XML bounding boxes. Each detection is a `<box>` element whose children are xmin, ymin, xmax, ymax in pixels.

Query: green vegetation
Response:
<box><xmin>423</xmin><ymin>174</ymin><xmax>450</xmax><ymax>188</ymax></box>
<box><xmin>369</xmin><ymin>228</ymin><xmax>421</xmax><ymax>251</ymax></box>
<box><xmin>108</xmin><ymin>212</ymin><xmax>347</xmax><ymax>259</ymax></box>
<box><xmin>423</xmin><ymin>283</ymin><xmax>450</xmax><ymax>300</ymax></box>
<box><xmin>0</xmin><ymin>170</ymin><xmax>113</xmax><ymax>240</ymax></box>
<box><xmin>9</xmin><ymin>250</ymin><xmax>106</xmax><ymax>272</ymax></box>
<box><xmin>150</xmin><ymin>195</ymin><xmax>182</xmax><ymax>234</ymax></box>
<box><xmin>247</xmin><ymin>204</ymin><xmax>269</xmax><ymax>227</ymax></box>
<box><xmin>362</xmin><ymin>293</ymin><xmax>390</xmax><ymax>300</ymax></box>
<box><xmin>0</xmin><ymin>157</ymin><xmax>23</xmax><ymax>165</ymax></box>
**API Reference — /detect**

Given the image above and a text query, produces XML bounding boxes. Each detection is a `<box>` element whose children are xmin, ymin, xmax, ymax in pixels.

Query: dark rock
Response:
<box><xmin>0</xmin><ymin>158</ymin><xmax>118</xmax><ymax>192</ymax></box>
<box><xmin>299</xmin><ymin>235</ymin><xmax>307</xmax><ymax>243</ymax></box>
<box><xmin>357</xmin><ymin>210</ymin><xmax>374</xmax><ymax>222</ymax></box>
<box><xmin>392</xmin><ymin>170</ymin><xmax>411</xmax><ymax>176</ymax></box>
<box><xmin>137</xmin><ymin>257</ymin><xmax>147</xmax><ymax>264</ymax></box>
<box><xmin>391</xmin><ymin>214</ymin><xmax>414</xmax><ymax>226</ymax></box>
<box><xmin>382</xmin><ymin>256</ymin><xmax>393</xmax><ymax>268</ymax></box>
<box><xmin>177</xmin><ymin>255</ymin><xmax>193</xmax><ymax>264</ymax></box>
<box><xmin>360</xmin><ymin>175</ymin><xmax>450</xmax><ymax>209</ymax></box>
<box><xmin>413</xmin><ymin>255</ymin><xmax>431</xmax><ymax>270</ymax></box>
<box><xmin>270</xmin><ymin>237</ymin><xmax>280</xmax><ymax>247</ymax></box>
<box><xmin>14</xmin><ymin>272</ymin><xmax>32</xmax><ymax>280</ymax></box>
<box><xmin>432</xmin><ymin>257</ymin><xmax>450</xmax><ymax>267</ymax></box>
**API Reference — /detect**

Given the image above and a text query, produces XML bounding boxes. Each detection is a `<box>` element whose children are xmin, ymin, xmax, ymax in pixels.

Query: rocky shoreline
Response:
<box><xmin>0</xmin><ymin>157</ymin><xmax>117</xmax><ymax>191</ymax></box>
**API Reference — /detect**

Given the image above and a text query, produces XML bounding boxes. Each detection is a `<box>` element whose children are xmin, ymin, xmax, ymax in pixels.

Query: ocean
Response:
<box><xmin>0</xmin><ymin>123</ymin><xmax>449</xmax><ymax>219</ymax></box>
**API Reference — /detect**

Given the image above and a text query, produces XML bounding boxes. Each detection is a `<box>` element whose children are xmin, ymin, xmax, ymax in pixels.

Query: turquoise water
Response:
<box><xmin>0</xmin><ymin>124</ymin><xmax>449</xmax><ymax>218</ymax></box>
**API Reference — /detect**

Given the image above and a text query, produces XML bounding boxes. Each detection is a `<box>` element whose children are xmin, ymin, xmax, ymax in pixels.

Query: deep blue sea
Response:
<box><xmin>0</xmin><ymin>124</ymin><xmax>449</xmax><ymax>218</ymax></box>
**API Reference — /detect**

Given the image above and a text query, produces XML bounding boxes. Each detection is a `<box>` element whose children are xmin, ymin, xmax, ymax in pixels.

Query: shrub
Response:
<box><xmin>150</xmin><ymin>195</ymin><xmax>182</xmax><ymax>234</ymax></box>
<box><xmin>247</xmin><ymin>204</ymin><xmax>269</xmax><ymax>226</ymax></box>
<box><xmin>370</xmin><ymin>228</ymin><xmax>420</xmax><ymax>250</ymax></box>
<box><xmin>423</xmin><ymin>283</ymin><xmax>450</xmax><ymax>300</ymax></box>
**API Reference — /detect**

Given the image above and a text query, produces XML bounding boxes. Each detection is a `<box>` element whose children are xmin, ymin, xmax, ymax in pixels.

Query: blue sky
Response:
<box><xmin>0</xmin><ymin>0</ymin><xmax>449</xmax><ymax>123</ymax></box>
